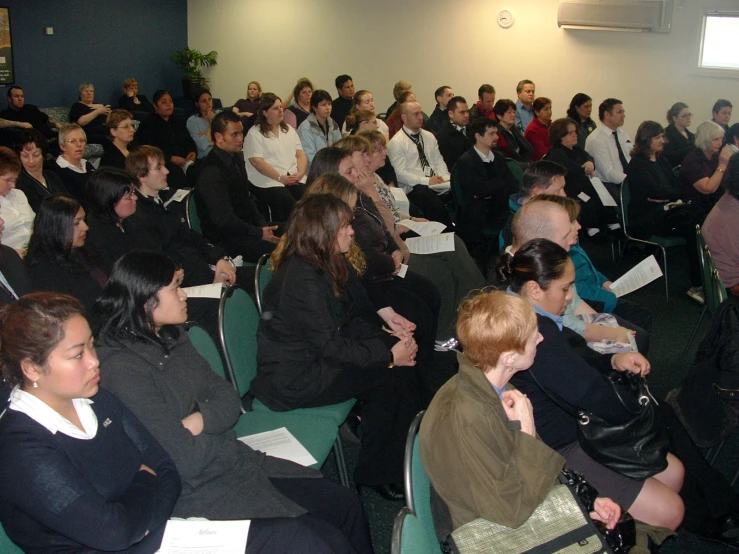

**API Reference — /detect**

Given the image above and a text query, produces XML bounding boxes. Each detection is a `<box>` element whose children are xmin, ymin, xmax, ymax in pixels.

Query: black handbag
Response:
<box><xmin>530</xmin><ymin>369</ymin><xmax>669</xmax><ymax>480</ymax></box>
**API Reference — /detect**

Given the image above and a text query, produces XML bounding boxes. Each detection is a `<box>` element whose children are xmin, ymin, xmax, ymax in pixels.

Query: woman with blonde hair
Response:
<box><xmin>99</xmin><ymin>109</ymin><xmax>136</xmax><ymax>169</ymax></box>
<box><xmin>118</xmin><ymin>77</ymin><xmax>154</xmax><ymax>113</ymax></box>
<box><xmin>233</xmin><ymin>80</ymin><xmax>262</xmax><ymax>118</ymax></box>
<box><xmin>342</xmin><ymin>90</ymin><xmax>389</xmax><ymax>138</ymax></box>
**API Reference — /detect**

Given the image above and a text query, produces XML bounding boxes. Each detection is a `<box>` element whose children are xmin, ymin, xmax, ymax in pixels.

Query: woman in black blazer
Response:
<box><xmin>663</xmin><ymin>102</ymin><xmax>695</xmax><ymax>167</ymax></box>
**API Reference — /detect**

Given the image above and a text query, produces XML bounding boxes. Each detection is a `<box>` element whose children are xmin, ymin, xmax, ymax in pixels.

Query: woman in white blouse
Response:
<box><xmin>0</xmin><ymin>147</ymin><xmax>34</xmax><ymax>257</ymax></box>
<box><xmin>244</xmin><ymin>93</ymin><xmax>307</xmax><ymax>222</ymax></box>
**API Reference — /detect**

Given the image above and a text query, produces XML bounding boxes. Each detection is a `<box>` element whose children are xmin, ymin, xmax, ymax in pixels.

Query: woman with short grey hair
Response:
<box><xmin>69</xmin><ymin>82</ymin><xmax>110</xmax><ymax>144</ymax></box>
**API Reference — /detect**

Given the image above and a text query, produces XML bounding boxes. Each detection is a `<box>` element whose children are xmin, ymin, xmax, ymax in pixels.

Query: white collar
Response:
<box><xmin>56</xmin><ymin>155</ymin><xmax>88</xmax><ymax>174</ymax></box>
<box><xmin>474</xmin><ymin>146</ymin><xmax>495</xmax><ymax>163</ymax></box>
<box><xmin>9</xmin><ymin>386</ymin><xmax>98</xmax><ymax>440</ymax></box>
<box><xmin>402</xmin><ymin>125</ymin><xmax>423</xmax><ymax>137</ymax></box>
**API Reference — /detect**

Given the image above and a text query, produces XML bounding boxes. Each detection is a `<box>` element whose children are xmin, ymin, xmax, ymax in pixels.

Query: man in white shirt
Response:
<box><xmin>387</xmin><ymin>101</ymin><xmax>451</xmax><ymax>225</ymax></box>
<box><xmin>585</xmin><ymin>98</ymin><xmax>631</xmax><ymax>198</ymax></box>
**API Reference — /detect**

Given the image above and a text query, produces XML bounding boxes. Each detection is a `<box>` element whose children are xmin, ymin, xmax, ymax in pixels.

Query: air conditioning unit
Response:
<box><xmin>558</xmin><ymin>0</ymin><xmax>673</xmax><ymax>33</ymax></box>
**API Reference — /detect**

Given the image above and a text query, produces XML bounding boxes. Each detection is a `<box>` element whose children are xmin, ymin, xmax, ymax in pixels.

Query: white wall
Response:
<box><xmin>188</xmin><ymin>0</ymin><xmax>739</xmax><ymax>137</ymax></box>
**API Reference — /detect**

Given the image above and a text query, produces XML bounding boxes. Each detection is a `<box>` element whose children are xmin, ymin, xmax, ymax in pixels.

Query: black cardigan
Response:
<box><xmin>16</xmin><ymin>168</ymin><xmax>68</xmax><ymax>212</ymax></box>
<box><xmin>626</xmin><ymin>154</ymin><xmax>681</xmax><ymax>238</ymax></box>
<box><xmin>663</xmin><ymin>124</ymin><xmax>695</xmax><ymax>168</ymax></box>
<box><xmin>0</xmin><ymin>388</ymin><xmax>180</xmax><ymax>553</ymax></box>
<box><xmin>545</xmin><ymin>143</ymin><xmax>594</xmax><ymax>198</ymax></box>
<box><xmin>510</xmin><ymin>314</ymin><xmax>637</xmax><ymax>450</ymax></box>
<box><xmin>137</xmin><ymin>113</ymin><xmax>196</xmax><ymax>162</ymax></box>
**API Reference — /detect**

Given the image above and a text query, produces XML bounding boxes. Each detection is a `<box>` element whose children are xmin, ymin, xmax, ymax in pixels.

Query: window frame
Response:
<box><xmin>694</xmin><ymin>10</ymin><xmax>739</xmax><ymax>78</ymax></box>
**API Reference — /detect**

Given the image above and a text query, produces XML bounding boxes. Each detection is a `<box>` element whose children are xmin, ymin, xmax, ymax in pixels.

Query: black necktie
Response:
<box><xmin>405</xmin><ymin>131</ymin><xmax>435</xmax><ymax>177</ymax></box>
<box><xmin>613</xmin><ymin>131</ymin><xmax>629</xmax><ymax>173</ymax></box>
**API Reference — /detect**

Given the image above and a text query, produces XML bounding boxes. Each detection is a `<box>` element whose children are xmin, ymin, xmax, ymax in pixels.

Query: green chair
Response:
<box><xmin>619</xmin><ymin>178</ymin><xmax>687</xmax><ymax>301</ymax></box>
<box><xmin>683</xmin><ymin>226</ymin><xmax>716</xmax><ymax>354</ymax></box>
<box><xmin>506</xmin><ymin>158</ymin><xmax>524</xmax><ymax>190</ymax></box>
<box><xmin>0</xmin><ymin>524</ymin><xmax>23</xmax><ymax>554</ymax></box>
<box><xmin>218</xmin><ymin>286</ymin><xmax>352</xmax><ymax>484</ymax></box>
<box><xmin>185</xmin><ymin>190</ymin><xmax>201</xmax><ymax>233</ymax></box>
<box><xmin>187</xmin><ymin>319</ymin><xmax>338</xmax><ymax>471</ymax></box>
<box><xmin>254</xmin><ymin>253</ymin><xmax>273</xmax><ymax>316</ymax></box>
<box><xmin>391</xmin><ymin>507</ymin><xmax>437</xmax><ymax>554</ymax></box>
<box><xmin>402</xmin><ymin>410</ymin><xmax>442</xmax><ymax>552</ymax></box>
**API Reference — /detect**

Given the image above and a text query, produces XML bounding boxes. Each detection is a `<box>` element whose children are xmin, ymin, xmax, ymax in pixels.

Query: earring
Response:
<box><xmin>32</xmin><ymin>380</ymin><xmax>38</xmax><ymax>389</ymax></box>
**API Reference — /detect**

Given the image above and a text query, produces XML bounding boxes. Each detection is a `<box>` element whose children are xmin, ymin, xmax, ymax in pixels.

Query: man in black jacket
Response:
<box><xmin>427</xmin><ymin>85</ymin><xmax>454</xmax><ymax>137</ymax></box>
<box><xmin>437</xmin><ymin>96</ymin><xmax>471</xmax><ymax>169</ymax></box>
<box><xmin>195</xmin><ymin>111</ymin><xmax>279</xmax><ymax>263</ymax></box>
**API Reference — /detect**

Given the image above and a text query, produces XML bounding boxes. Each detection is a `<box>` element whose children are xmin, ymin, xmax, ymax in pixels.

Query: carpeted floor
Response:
<box><xmin>323</xmin><ymin>235</ymin><xmax>739</xmax><ymax>553</ymax></box>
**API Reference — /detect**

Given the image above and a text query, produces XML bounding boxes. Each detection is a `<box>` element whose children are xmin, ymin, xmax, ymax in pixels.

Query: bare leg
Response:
<box><xmin>652</xmin><ymin>453</ymin><xmax>685</xmax><ymax>492</ymax></box>
<box><xmin>628</xmin><ymin>477</ymin><xmax>685</xmax><ymax>530</ymax></box>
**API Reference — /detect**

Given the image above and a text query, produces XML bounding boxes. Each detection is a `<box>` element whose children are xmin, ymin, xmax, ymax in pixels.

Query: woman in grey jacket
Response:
<box><xmin>95</xmin><ymin>250</ymin><xmax>373</xmax><ymax>554</ymax></box>
<box><xmin>297</xmin><ymin>90</ymin><xmax>343</xmax><ymax>168</ymax></box>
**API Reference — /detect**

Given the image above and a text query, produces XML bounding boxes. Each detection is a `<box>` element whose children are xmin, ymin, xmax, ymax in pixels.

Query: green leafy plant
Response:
<box><xmin>170</xmin><ymin>47</ymin><xmax>218</xmax><ymax>80</ymax></box>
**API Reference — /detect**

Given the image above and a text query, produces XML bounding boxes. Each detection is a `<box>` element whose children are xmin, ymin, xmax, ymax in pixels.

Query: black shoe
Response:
<box><xmin>717</xmin><ymin>511</ymin><xmax>739</xmax><ymax>539</ymax></box>
<box><xmin>357</xmin><ymin>483</ymin><xmax>405</xmax><ymax>501</ymax></box>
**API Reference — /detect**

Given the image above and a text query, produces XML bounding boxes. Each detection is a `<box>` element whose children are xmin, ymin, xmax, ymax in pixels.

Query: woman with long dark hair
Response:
<box><xmin>25</xmin><ymin>194</ymin><xmax>105</xmax><ymax>313</ymax></box>
<box><xmin>186</xmin><ymin>88</ymin><xmax>218</xmax><ymax>159</ymax></box>
<box><xmin>567</xmin><ymin>93</ymin><xmax>596</xmax><ymax>149</ymax></box>
<box><xmin>254</xmin><ymin>194</ymin><xmax>423</xmax><ymax>501</ymax></box>
<box><xmin>96</xmin><ymin>249</ymin><xmax>374</xmax><ymax>553</ymax></box>
<box><xmin>0</xmin><ymin>292</ymin><xmax>181</xmax><ymax>553</ymax></box>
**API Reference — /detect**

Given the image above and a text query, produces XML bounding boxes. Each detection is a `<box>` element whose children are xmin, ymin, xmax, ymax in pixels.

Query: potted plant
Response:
<box><xmin>170</xmin><ymin>47</ymin><xmax>218</xmax><ymax>100</ymax></box>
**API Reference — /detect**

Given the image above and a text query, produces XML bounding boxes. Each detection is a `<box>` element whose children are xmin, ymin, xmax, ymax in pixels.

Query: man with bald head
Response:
<box><xmin>387</xmin><ymin>101</ymin><xmax>451</xmax><ymax>225</ymax></box>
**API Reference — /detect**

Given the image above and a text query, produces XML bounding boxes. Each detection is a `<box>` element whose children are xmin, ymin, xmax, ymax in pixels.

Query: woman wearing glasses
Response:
<box><xmin>99</xmin><ymin>110</ymin><xmax>137</xmax><ymax>169</ymax></box>
<box><xmin>50</xmin><ymin>124</ymin><xmax>95</xmax><ymax>205</ymax></box>
<box><xmin>663</xmin><ymin>103</ymin><xmax>695</xmax><ymax>167</ymax></box>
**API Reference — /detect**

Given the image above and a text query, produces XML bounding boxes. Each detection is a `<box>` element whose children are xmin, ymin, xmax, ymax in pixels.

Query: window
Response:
<box><xmin>700</xmin><ymin>14</ymin><xmax>739</xmax><ymax>70</ymax></box>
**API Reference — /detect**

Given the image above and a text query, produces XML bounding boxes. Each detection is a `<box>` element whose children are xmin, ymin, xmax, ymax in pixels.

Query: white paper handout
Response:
<box><xmin>610</xmin><ymin>255</ymin><xmax>663</xmax><ymax>297</ymax></box>
<box><xmin>389</xmin><ymin>187</ymin><xmax>410</xmax><ymax>216</ymax></box>
<box><xmin>396</xmin><ymin>263</ymin><xmax>409</xmax><ymax>278</ymax></box>
<box><xmin>182</xmin><ymin>283</ymin><xmax>223</xmax><ymax>299</ymax></box>
<box><xmin>589</xmin><ymin>177</ymin><xmax>617</xmax><ymax>207</ymax></box>
<box><xmin>577</xmin><ymin>192</ymin><xmax>591</xmax><ymax>203</ymax></box>
<box><xmin>239</xmin><ymin>427</ymin><xmax>317</xmax><ymax>467</ymax></box>
<box><xmin>398</xmin><ymin>219</ymin><xmax>446</xmax><ymax>236</ymax></box>
<box><xmin>405</xmin><ymin>232</ymin><xmax>456</xmax><ymax>255</ymax></box>
<box><xmin>163</xmin><ymin>188</ymin><xmax>190</xmax><ymax>208</ymax></box>
<box><xmin>429</xmin><ymin>182</ymin><xmax>451</xmax><ymax>194</ymax></box>
<box><xmin>157</xmin><ymin>519</ymin><xmax>250</xmax><ymax>554</ymax></box>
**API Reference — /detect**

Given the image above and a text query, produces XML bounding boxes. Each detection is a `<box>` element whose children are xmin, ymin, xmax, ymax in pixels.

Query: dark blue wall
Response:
<box><xmin>4</xmin><ymin>0</ymin><xmax>187</xmax><ymax>108</ymax></box>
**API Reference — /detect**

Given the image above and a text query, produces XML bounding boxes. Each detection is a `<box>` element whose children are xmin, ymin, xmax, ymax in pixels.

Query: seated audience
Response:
<box><xmin>585</xmin><ymin>98</ymin><xmax>631</xmax><ymax>195</ymax></box>
<box><xmin>385</xmin><ymin>80</ymin><xmax>412</xmax><ymax>118</ymax></box>
<box><xmin>344</xmin><ymin>109</ymin><xmax>379</xmax><ymax>135</ymax></box>
<box><xmin>297</xmin><ymin>89</ymin><xmax>342</xmax><ymax>166</ymax></box>
<box><xmin>436</xmin><ymin>96</ymin><xmax>470</xmax><ymax>169</ymax></box>
<box><xmin>96</xmin><ymin>250</ymin><xmax>373</xmax><ymax>552</ymax></box>
<box><xmin>196</xmin><ymin>111</ymin><xmax>279</xmax><ymax>262</ymax></box>
<box><xmin>232</xmin><ymin>80</ymin><xmax>262</xmax><ymax>118</ymax></box>
<box><xmin>343</xmin><ymin>90</ymin><xmax>390</xmax><ymax>138</ymax></box>
<box><xmin>387</xmin><ymin>101</ymin><xmax>451</xmax><ymax>225</ymax></box>
<box><xmin>385</xmin><ymin>90</ymin><xmax>420</xmax><ymax>140</ymax></box>
<box><xmin>186</xmin><ymin>88</ymin><xmax>218</xmax><ymax>159</ymax></box>
<box><xmin>0</xmin><ymin>215</ymin><xmax>31</xmax><ymax>304</ymax></box>
<box><xmin>493</xmin><ymin>98</ymin><xmax>534</xmax><ymax>165</ymax></box>
<box><xmin>331</xmin><ymin>74</ymin><xmax>354</xmax><ymax>129</ymax></box>
<box><xmin>13</xmin><ymin>129</ymin><xmax>68</xmax><ymax>212</ymax></box>
<box><xmin>0</xmin><ymin>147</ymin><xmax>34</xmax><ymax>256</ymax></box>
<box><xmin>427</xmin><ymin>85</ymin><xmax>455</xmax><ymax>136</ymax></box>
<box><xmin>118</xmin><ymin>77</ymin><xmax>155</xmax><ymax>113</ymax></box>
<box><xmin>137</xmin><ymin>90</ymin><xmax>196</xmax><ymax>190</ymax></box>
<box><xmin>283</xmin><ymin>77</ymin><xmax>313</xmax><ymax>130</ymax></box>
<box><xmin>703</xmin><ymin>154</ymin><xmax>739</xmax><ymax>296</ymax></box>
<box><xmin>627</xmin><ymin>120</ymin><xmax>702</xmax><ymax>302</ymax></box>
<box><xmin>546</xmin><ymin>117</ymin><xmax>617</xmax><ymax>233</ymax></box>
<box><xmin>0</xmin><ymin>292</ymin><xmax>181</xmax><ymax>553</ymax></box>
<box><xmin>420</xmin><ymin>290</ymin><xmax>621</xmax><ymax>534</ymax></box>
<box><xmin>99</xmin><ymin>109</ymin><xmax>136</xmax><ymax>169</ymax></box>
<box><xmin>453</xmin><ymin>118</ymin><xmax>518</xmax><ymax>250</ymax></box>
<box><xmin>252</xmin><ymin>194</ymin><xmax>423</xmax><ymax>502</ymax></box>
<box><xmin>244</xmin><ymin>93</ymin><xmax>307</xmax><ymax>221</ymax></box>
<box><xmin>0</xmin><ymin>86</ymin><xmax>61</xmax><ymax>139</ymax></box>
<box><xmin>515</xmin><ymin>79</ymin><xmax>536</xmax><ymax>131</ymax></box>
<box><xmin>69</xmin><ymin>82</ymin><xmax>110</xmax><ymax>144</ymax></box>
<box><xmin>726</xmin><ymin>123</ymin><xmax>739</xmax><ymax>154</ymax></box>
<box><xmin>679</xmin><ymin>121</ymin><xmax>732</xmax><ymax>221</ymax></box>
<box><xmin>566</xmin><ymin>93</ymin><xmax>596</xmax><ymax>149</ymax></box>
<box><xmin>497</xmin><ymin>239</ymin><xmax>685</xmax><ymax>530</ymax></box>
<box><xmin>663</xmin><ymin>102</ymin><xmax>695</xmax><ymax>167</ymax></box>
<box><xmin>524</xmin><ymin>97</ymin><xmax>553</xmax><ymax>161</ymax></box>
<box><xmin>469</xmin><ymin>84</ymin><xmax>496</xmax><ymax>121</ymax></box>
<box><xmin>712</xmin><ymin>99</ymin><xmax>732</xmax><ymax>133</ymax></box>
<box><xmin>25</xmin><ymin>194</ymin><xmax>105</xmax><ymax>313</ymax></box>
<box><xmin>49</xmin><ymin>124</ymin><xmax>94</xmax><ymax>204</ymax></box>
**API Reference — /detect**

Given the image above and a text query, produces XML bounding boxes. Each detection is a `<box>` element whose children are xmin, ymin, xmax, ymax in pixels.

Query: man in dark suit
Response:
<box><xmin>452</xmin><ymin>118</ymin><xmax>518</xmax><ymax>248</ymax></box>
<box><xmin>437</xmin><ymin>96</ymin><xmax>471</xmax><ymax>170</ymax></box>
<box><xmin>427</xmin><ymin>85</ymin><xmax>454</xmax><ymax>137</ymax></box>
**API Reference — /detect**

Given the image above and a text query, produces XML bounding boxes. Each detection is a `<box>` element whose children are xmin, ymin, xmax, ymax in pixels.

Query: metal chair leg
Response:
<box><xmin>659</xmin><ymin>245</ymin><xmax>669</xmax><ymax>301</ymax></box>
<box><xmin>683</xmin><ymin>305</ymin><xmax>707</xmax><ymax>355</ymax></box>
<box><xmin>333</xmin><ymin>437</ymin><xmax>350</xmax><ymax>488</ymax></box>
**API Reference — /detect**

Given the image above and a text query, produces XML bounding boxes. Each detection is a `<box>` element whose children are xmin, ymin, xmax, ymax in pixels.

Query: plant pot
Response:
<box><xmin>182</xmin><ymin>78</ymin><xmax>209</xmax><ymax>101</ymax></box>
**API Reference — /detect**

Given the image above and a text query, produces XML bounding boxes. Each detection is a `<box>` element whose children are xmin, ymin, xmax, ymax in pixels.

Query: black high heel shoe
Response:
<box><xmin>356</xmin><ymin>483</ymin><xmax>405</xmax><ymax>501</ymax></box>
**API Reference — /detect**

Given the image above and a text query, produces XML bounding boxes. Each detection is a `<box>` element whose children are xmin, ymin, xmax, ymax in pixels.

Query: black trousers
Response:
<box><xmin>223</xmin><ymin>235</ymin><xmax>277</xmax><ymax>264</ymax></box>
<box><xmin>251</xmin><ymin>185</ymin><xmax>305</xmax><ymax>222</ymax></box>
<box><xmin>406</xmin><ymin>185</ymin><xmax>452</xmax><ymax>226</ymax></box>
<box><xmin>246</xmin><ymin>477</ymin><xmax>374</xmax><ymax>554</ymax></box>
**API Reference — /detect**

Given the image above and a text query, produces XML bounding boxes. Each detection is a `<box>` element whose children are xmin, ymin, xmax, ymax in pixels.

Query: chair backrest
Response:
<box><xmin>403</xmin><ymin>410</ymin><xmax>439</xmax><ymax>550</ymax></box>
<box><xmin>254</xmin><ymin>253</ymin><xmax>272</xmax><ymax>315</ymax></box>
<box><xmin>185</xmin><ymin>191</ymin><xmax>201</xmax><ymax>232</ymax></box>
<box><xmin>218</xmin><ymin>286</ymin><xmax>260</xmax><ymax>397</ymax></box>
<box><xmin>619</xmin><ymin>179</ymin><xmax>631</xmax><ymax>233</ymax></box>
<box><xmin>391</xmin><ymin>507</ymin><xmax>437</xmax><ymax>554</ymax></box>
<box><xmin>449</xmin><ymin>164</ymin><xmax>466</xmax><ymax>210</ymax></box>
<box><xmin>0</xmin><ymin>524</ymin><xmax>23</xmax><ymax>554</ymax></box>
<box><xmin>506</xmin><ymin>158</ymin><xmax>524</xmax><ymax>189</ymax></box>
<box><xmin>186</xmin><ymin>321</ymin><xmax>227</xmax><ymax>381</ymax></box>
